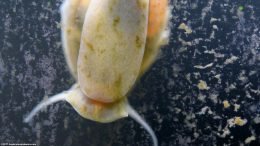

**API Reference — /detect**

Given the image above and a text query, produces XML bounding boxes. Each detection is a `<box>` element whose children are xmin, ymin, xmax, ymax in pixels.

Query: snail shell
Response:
<box><xmin>60</xmin><ymin>0</ymin><xmax>170</xmax><ymax>122</ymax></box>
<box><xmin>25</xmin><ymin>0</ymin><xmax>170</xmax><ymax>145</ymax></box>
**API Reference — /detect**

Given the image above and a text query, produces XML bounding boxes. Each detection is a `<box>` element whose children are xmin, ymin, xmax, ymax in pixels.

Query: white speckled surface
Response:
<box><xmin>0</xmin><ymin>0</ymin><xmax>259</xmax><ymax>145</ymax></box>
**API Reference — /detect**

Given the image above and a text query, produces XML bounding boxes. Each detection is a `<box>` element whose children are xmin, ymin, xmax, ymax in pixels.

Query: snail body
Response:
<box><xmin>25</xmin><ymin>0</ymin><xmax>170</xmax><ymax>145</ymax></box>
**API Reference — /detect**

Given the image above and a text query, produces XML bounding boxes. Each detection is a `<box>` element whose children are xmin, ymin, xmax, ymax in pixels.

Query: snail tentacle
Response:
<box><xmin>23</xmin><ymin>91</ymin><xmax>69</xmax><ymax>123</ymax></box>
<box><xmin>126</xmin><ymin>104</ymin><xmax>158</xmax><ymax>146</ymax></box>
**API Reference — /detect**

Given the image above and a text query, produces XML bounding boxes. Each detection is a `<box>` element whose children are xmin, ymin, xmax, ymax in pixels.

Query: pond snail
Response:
<box><xmin>24</xmin><ymin>0</ymin><xmax>171</xmax><ymax>145</ymax></box>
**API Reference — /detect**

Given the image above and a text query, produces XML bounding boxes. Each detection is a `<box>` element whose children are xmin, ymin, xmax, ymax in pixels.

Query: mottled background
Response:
<box><xmin>0</xmin><ymin>0</ymin><xmax>260</xmax><ymax>146</ymax></box>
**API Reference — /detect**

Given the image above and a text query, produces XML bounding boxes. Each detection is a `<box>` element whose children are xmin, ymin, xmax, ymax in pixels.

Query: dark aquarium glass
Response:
<box><xmin>0</xmin><ymin>0</ymin><xmax>259</xmax><ymax>146</ymax></box>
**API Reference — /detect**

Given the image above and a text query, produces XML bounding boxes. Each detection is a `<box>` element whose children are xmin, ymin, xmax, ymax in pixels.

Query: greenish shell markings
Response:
<box><xmin>83</xmin><ymin>39</ymin><xmax>94</xmax><ymax>52</ymax></box>
<box><xmin>136</xmin><ymin>35</ymin><xmax>143</xmax><ymax>49</ymax></box>
<box><xmin>113</xmin><ymin>17</ymin><xmax>120</xmax><ymax>28</ymax></box>
<box><xmin>77</xmin><ymin>0</ymin><xmax>149</xmax><ymax>103</ymax></box>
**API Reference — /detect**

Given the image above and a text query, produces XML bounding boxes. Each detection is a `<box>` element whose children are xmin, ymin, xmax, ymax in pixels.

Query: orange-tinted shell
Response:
<box><xmin>148</xmin><ymin>0</ymin><xmax>168</xmax><ymax>38</ymax></box>
<box><xmin>140</xmin><ymin>0</ymin><xmax>170</xmax><ymax>75</ymax></box>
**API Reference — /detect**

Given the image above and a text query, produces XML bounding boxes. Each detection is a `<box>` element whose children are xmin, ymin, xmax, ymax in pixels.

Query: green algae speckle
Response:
<box><xmin>238</xmin><ymin>6</ymin><xmax>244</xmax><ymax>11</ymax></box>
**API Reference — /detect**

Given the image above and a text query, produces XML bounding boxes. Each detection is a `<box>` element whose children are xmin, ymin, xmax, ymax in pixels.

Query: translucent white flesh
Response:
<box><xmin>127</xmin><ymin>104</ymin><xmax>158</xmax><ymax>146</ymax></box>
<box><xmin>24</xmin><ymin>87</ymin><xmax>157</xmax><ymax>145</ymax></box>
<box><xmin>24</xmin><ymin>84</ymin><xmax>128</xmax><ymax>123</ymax></box>
<box><xmin>24</xmin><ymin>91</ymin><xmax>67</xmax><ymax>123</ymax></box>
<box><xmin>65</xmin><ymin>85</ymin><xmax>128</xmax><ymax>123</ymax></box>
<box><xmin>77</xmin><ymin>0</ymin><xmax>149</xmax><ymax>102</ymax></box>
<box><xmin>24</xmin><ymin>89</ymin><xmax>158</xmax><ymax>145</ymax></box>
